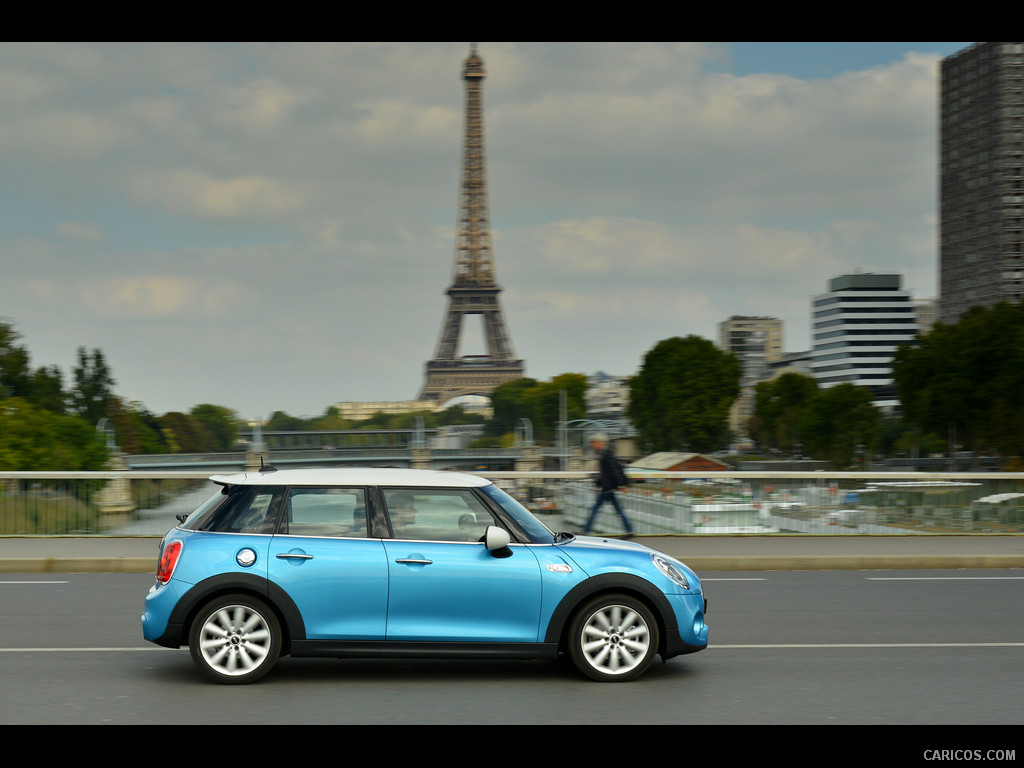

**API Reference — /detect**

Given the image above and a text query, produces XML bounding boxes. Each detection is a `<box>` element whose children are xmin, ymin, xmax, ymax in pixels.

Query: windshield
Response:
<box><xmin>480</xmin><ymin>483</ymin><xmax>556</xmax><ymax>543</ymax></box>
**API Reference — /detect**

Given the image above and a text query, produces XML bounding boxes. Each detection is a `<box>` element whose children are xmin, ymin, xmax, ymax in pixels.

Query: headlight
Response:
<box><xmin>650</xmin><ymin>553</ymin><xmax>690</xmax><ymax>590</ymax></box>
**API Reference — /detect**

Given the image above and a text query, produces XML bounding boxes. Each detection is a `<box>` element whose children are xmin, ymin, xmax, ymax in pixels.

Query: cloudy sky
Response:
<box><xmin>1</xmin><ymin>42</ymin><xmax>972</xmax><ymax>420</ymax></box>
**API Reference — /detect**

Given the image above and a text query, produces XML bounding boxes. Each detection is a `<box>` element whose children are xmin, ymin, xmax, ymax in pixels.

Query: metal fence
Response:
<box><xmin>2</xmin><ymin>470</ymin><xmax>1023</xmax><ymax>536</ymax></box>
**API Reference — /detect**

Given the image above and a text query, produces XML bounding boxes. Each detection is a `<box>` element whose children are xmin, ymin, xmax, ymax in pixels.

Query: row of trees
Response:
<box><xmin>749</xmin><ymin>373</ymin><xmax>881</xmax><ymax>468</ymax></box>
<box><xmin>264</xmin><ymin>375</ymin><xmax>589</xmax><ymax>449</ymax></box>
<box><xmin>893</xmin><ymin>301</ymin><xmax>1024</xmax><ymax>459</ymax></box>
<box><xmin>0</xmin><ymin>320</ymin><xmax>243</xmax><ymax>470</ymax></box>
<box><xmin>483</xmin><ymin>303</ymin><xmax>1024</xmax><ymax>468</ymax></box>
<box><xmin>8</xmin><ymin>299</ymin><xmax>1024</xmax><ymax>471</ymax></box>
<box><xmin>264</xmin><ymin>403</ymin><xmax>487</xmax><ymax>433</ymax></box>
<box><xmin>1</xmin><ymin>323</ymin><xmax>117</xmax><ymax>470</ymax></box>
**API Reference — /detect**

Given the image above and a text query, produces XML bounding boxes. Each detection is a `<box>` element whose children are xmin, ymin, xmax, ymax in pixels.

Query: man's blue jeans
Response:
<box><xmin>584</xmin><ymin>491</ymin><xmax>633</xmax><ymax>534</ymax></box>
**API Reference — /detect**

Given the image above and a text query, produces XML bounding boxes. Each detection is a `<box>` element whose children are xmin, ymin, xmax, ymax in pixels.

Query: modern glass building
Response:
<box><xmin>810</xmin><ymin>273</ymin><xmax>918</xmax><ymax>410</ymax></box>
<box><xmin>940</xmin><ymin>42</ymin><xmax>1024</xmax><ymax>323</ymax></box>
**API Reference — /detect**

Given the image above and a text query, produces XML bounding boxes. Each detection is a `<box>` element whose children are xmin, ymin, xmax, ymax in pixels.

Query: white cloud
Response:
<box><xmin>79</xmin><ymin>276</ymin><xmax>243</xmax><ymax>318</ymax></box>
<box><xmin>128</xmin><ymin>170</ymin><xmax>310</xmax><ymax>221</ymax></box>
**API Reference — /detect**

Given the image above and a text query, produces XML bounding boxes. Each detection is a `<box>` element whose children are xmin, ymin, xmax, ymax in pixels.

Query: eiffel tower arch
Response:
<box><xmin>419</xmin><ymin>44</ymin><xmax>524</xmax><ymax>405</ymax></box>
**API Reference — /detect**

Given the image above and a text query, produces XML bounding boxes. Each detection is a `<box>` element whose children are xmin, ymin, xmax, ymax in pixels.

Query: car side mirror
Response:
<box><xmin>484</xmin><ymin>525</ymin><xmax>512</xmax><ymax>557</ymax></box>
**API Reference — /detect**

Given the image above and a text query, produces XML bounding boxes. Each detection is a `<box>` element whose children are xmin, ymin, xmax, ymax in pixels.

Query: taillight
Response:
<box><xmin>156</xmin><ymin>540</ymin><xmax>183</xmax><ymax>584</ymax></box>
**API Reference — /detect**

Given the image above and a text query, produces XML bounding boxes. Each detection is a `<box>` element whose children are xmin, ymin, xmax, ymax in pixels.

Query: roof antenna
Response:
<box><xmin>259</xmin><ymin>456</ymin><xmax>277</xmax><ymax>473</ymax></box>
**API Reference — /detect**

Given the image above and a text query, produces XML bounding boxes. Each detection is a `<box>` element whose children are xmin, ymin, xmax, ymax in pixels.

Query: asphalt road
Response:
<box><xmin>1</xmin><ymin>570</ymin><xmax>1021</xmax><ymax>727</ymax></box>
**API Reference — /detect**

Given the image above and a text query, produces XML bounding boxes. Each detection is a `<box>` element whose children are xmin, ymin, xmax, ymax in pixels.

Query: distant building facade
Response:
<box><xmin>940</xmin><ymin>42</ymin><xmax>1024</xmax><ymax>324</ymax></box>
<box><xmin>809</xmin><ymin>273</ymin><xmax>917</xmax><ymax>410</ymax></box>
<box><xmin>334</xmin><ymin>400</ymin><xmax>439</xmax><ymax>422</ymax></box>
<box><xmin>913</xmin><ymin>298</ymin><xmax>939</xmax><ymax>336</ymax></box>
<box><xmin>718</xmin><ymin>315</ymin><xmax>784</xmax><ymax>437</ymax></box>
<box><xmin>585</xmin><ymin>371</ymin><xmax>631</xmax><ymax>420</ymax></box>
<box><xmin>766</xmin><ymin>350</ymin><xmax>813</xmax><ymax>378</ymax></box>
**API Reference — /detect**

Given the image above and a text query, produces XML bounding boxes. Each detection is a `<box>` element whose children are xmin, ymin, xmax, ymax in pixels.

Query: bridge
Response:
<box><xmin>123</xmin><ymin>447</ymin><xmax>535</xmax><ymax>472</ymax></box>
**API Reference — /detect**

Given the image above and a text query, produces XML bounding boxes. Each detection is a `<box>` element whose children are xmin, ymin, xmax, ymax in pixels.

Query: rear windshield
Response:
<box><xmin>181</xmin><ymin>486</ymin><xmax>282</xmax><ymax>534</ymax></box>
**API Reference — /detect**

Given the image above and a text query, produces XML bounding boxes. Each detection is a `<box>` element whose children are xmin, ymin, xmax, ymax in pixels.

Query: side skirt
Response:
<box><xmin>290</xmin><ymin>640</ymin><xmax>560</xmax><ymax>661</ymax></box>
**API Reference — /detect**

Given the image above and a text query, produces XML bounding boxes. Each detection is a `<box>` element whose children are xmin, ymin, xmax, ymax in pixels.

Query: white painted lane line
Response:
<box><xmin>866</xmin><ymin>576</ymin><xmax>1024</xmax><ymax>580</ymax></box>
<box><xmin>711</xmin><ymin>643</ymin><xmax>1024</xmax><ymax>649</ymax></box>
<box><xmin>2</xmin><ymin>643</ymin><xmax>1022</xmax><ymax>653</ymax></box>
<box><xmin>0</xmin><ymin>651</ymin><xmax>165</xmax><ymax>655</ymax></box>
<box><xmin>0</xmin><ymin>580</ymin><xmax>69</xmax><ymax>584</ymax></box>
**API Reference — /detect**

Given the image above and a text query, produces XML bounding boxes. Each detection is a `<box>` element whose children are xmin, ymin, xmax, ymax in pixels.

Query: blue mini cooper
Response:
<box><xmin>142</xmin><ymin>467</ymin><xmax>708</xmax><ymax>683</ymax></box>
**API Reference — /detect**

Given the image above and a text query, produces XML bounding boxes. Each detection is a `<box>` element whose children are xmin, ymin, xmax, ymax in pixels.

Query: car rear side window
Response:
<box><xmin>186</xmin><ymin>486</ymin><xmax>282</xmax><ymax>534</ymax></box>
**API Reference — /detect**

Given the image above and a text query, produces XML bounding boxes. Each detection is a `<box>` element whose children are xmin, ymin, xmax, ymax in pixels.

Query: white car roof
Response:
<box><xmin>209</xmin><ymin>467</ymin><xmax>492</xmax><ymax>488</ymax></box>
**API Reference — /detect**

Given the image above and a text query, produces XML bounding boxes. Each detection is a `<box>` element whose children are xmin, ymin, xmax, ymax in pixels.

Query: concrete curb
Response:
<box><xmin>0</xmin><ymin>558</ymin><xmax>156</xmax><ymax>574</ymax></box>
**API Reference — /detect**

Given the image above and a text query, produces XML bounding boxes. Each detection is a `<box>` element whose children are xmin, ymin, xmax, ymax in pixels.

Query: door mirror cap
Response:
<box><xmin>485</xmin><ymin>525</ymin><xmax>511</xmax><ymax>554</ymax></box>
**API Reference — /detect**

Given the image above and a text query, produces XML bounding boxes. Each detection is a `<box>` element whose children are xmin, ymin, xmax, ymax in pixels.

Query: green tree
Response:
<box><xmin>0</xmin><ymin>322</ymin><xmax>33</xmax><ymax>400</ymax></box>
<box><xmin>487</xmin><ymin>378</ymin><xmax>540</xmax><ymax>437</ymax></box>
<box><xmin>30</xmin><ymin>366</ymin><xmax>66</xmax><ymax>414</ymax></box>
<box><xmin>190</xmin><ymin>404</ymin><xmax>241</xmax><ymax>451</ymax></box>
<box><xmin>69</xmin><ymin>347</ymin><xmax>115</xmax><ymax>425</ymax></box>
<box><xmin>0</xmin><ymin>322</ymin><xmax>66</xmax><ymax>413</ymax></box>
<box><xmin>486</xmin><ymin>374</ymin><xmax>587</xmax><ymax>444</ymax></box>
<box><xmin>629</xmin><ymin>336</ymin><xmax>740</xmax><ymax>453</ymax></box>
<box><xmin>265</xmin><ymin>411</ymin><xmax>313</xmax><ymax>431</ymax></box>
<box><xmin>800</xmin><ymin>383</ymin><xmax>881</xmax><ymax>469</ymax></box>
<box><xmin>310</xmin><ymin>406</ymin><xmax>354</xmax><ymax>431</ymax></box>
<box><xmin>893</xmin><ymin>302</ymin><xmax>1024</xmax><ymax>458</ymax></box>
<box><xmin>159</xmin><ymin>412</ymin><xmax>212</xmax><ymax>453</ymax></box>
<box><xmin>749</xmin><ymin>372</ymin><xmax>819</xmax><ymax>453</ymax></box>
<box><xmin>0</xmin><ymin>398</ymin><xmax>108</xmax><ymax>470</ymax></box>
<box><xmin>107</xmin><ymin>398</ymin><xmax>169</xmax><ymax>455</ymax></box>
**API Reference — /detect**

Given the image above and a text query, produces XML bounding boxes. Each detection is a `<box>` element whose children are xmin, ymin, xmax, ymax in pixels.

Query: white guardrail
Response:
<box><xmin>1</xmin><ymin>470</ymin><xmax>1023</xmax><ymax>536</ymax></box>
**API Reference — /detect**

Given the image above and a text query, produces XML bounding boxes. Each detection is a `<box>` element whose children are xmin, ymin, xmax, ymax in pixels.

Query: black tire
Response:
<box><xmin>567</xmin><ymin>594</ymin><xmax>659</xmax><ymax>682</ymax></box>
<box><xmin>189</xmin><ymin>595</ymin><xmax>282</xmax><ymax>684</ymax></box>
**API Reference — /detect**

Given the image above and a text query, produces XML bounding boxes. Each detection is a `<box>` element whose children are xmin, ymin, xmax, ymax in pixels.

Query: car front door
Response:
<box><xmin>380</xmin><ymin>487</ymin><xmax>544</xmax><ymax>643</ymax></box>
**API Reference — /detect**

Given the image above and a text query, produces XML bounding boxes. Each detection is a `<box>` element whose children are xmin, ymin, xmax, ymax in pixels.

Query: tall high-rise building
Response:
<box><xmin>809</xmin><ymin>273</ymin><xmax>917</xmax><ymax>410</ymax></box>
<box><xmin>939</xmin><ymin>42</ymin><xmax>1024</xmax><ymax>324</ymax></box>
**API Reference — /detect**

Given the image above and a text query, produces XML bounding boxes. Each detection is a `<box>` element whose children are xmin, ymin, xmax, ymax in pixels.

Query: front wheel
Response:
<box><xmin>189</xmin><ymin>595</ymin><xmax>281</xmax><ymax>684</ymax></box>
<box><xmin>568</xmin><ymin>594</ymin><xmax>659</xmax><ymax>682</ymax></box>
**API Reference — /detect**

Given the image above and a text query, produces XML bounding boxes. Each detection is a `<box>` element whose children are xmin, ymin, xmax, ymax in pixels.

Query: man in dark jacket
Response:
<box><xmin>582</xmin><ymin>433</ymin><xmax>633</xmax><ymax>537</ymax></box>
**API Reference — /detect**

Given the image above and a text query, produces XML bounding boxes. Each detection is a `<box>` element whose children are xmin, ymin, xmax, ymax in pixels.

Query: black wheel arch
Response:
<box><xmin>164</xmin><ymin>573</ymin><xmax>305</xmax><ymax>655</ymax></box>
<box><xmin>544</xmin><ymin>573</ymin><xmax>679</xmax><ymax>658</ymax></box>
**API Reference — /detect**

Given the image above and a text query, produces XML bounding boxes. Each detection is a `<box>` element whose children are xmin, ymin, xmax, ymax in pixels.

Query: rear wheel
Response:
<box><xmin>189</xmin><ymin>595</ymin><xmax>281</xmax><ymax>684</ymax></box>
<box><xmin>568</xmin><ymin>594</ymin><xmax>659</xmax><ymax>682</ymax></box>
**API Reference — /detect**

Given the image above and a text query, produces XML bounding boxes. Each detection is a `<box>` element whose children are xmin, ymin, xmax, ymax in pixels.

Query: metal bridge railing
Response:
<box><xmin>1</xmin><ymin>470</ymin><xmax>1022</xmax><ymax>537</ymax></box>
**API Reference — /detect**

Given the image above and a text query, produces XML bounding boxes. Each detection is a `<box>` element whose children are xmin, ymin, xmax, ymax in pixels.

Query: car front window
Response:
<box><xmin>382</xmin><ymin>488</ymin><xmax>497</xmax><ymax>542</ymax></box>
<box><xmin>479</xmin><ymin>484</ymin><xmax>555</xmax><ymax>543</ymax></box>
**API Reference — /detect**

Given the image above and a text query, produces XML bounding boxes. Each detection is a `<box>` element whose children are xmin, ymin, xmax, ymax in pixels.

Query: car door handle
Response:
<box><xmin>395</xmin><ymin>558</ymin><xmax>432</xmax><ymax>565</ymax></box>
<box><xmin>276</xmin><ymin>553</ymin><xmax>313</xmax><ymax>560</ymax></box>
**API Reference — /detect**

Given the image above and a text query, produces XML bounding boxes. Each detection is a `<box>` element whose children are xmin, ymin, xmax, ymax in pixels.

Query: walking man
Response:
<box><xmin>583</xmin><ymin>433</ymin><xmax>633</xmax><ymax>537</ymax></box>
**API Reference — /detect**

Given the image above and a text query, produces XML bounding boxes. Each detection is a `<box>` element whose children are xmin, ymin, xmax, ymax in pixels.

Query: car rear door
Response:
<box><xmin>268</xmin><ymin>486</ymin><xmax>388</xmax><ymax>640</ymax></box>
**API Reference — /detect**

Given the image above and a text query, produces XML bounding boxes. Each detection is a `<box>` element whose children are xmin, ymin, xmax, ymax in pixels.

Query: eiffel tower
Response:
<box><xmin>419</xmin><ymin>44</ymin><xmax>524</xmax><ymax>404</ymax></box>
